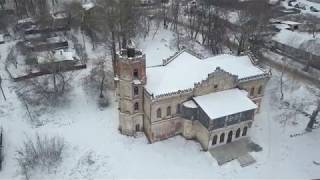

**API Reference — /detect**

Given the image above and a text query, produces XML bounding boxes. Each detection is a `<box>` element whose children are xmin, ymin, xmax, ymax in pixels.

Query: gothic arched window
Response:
<box><xmin>133</xmin><ymin>69</ymin><xmax>139</xmax><ymax>79</ymax></box>
<box><xmin>219</xmin><ymin>133</ymin><xmax>225</xmax><ymax>143</ymax></box>
<box><xmin>212</xmin><ymin>135</ymin><xmax>217</xmax><ymax>145</ymax></box>
<box><xmin>134</xmin><ymin>102</ymin><xmax>139</xmax><ymax>111</ymax></box>
<box><xmin>167</xmin><ymin>106</ymin><xmax>171</xmax><ymax>116</ymax></box>
<box><xmin>157</xmin><ymin>108</ymin><xmax>162</xmax><ymax>118</ymax></box>
<box><xmin>258</xmin><ymin>85</ymin><xmax>263</xmax><ymax>95</ymax></box>
<box><xmin>134</xmin><ymin>86</ymin><xmax>139</xmax><ymax>96</ymax></box>
<box><xmin>242</xmin><ymin>127</ymin><xmax>248</xmax><ymax>136</ymax></box>
<box><xmin>177</xmin><ymin>104</ymin><xmax>181</xmax><ymax>114</ymax></box>
<box><xmin>236</xmin><ymin>128</ymin><xmax>241</xmax><ymax>138</ymax></box>
<box><xmin>250</xmin><ymin>87</ymin><xmax>255</xmax><ymax>96</ymax></box>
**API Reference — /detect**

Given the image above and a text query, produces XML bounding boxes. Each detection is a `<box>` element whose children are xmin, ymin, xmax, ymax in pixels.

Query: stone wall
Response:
<box><xmin>272</xmin><ymin>40</ymin><xmax>320</xmax><ymax>69</ymax></box>
<box><xmin>193</xmin><ymin>120</ymin><xmax>210</xmax><ymax>151</ymax></box>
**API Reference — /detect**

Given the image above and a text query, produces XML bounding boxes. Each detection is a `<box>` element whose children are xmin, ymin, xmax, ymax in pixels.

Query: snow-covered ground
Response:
<box><xmin>0</xmin><ymin>28</ymin><xmax>320</xmax><ymax>179</ymax></box>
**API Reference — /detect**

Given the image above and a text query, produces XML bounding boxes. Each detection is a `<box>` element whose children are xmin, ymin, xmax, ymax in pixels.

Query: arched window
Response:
<box><xmin>167</xmin><ymin>106</ymin><xmax>171</xmax><ymax>116</ymax></box>
<box><xmin>250</xmin><ymin>87</ymin><xmax>255</xmax><ymax>96</ymax></box>
<box><xmin>236</xmin><ymin>128</ymin><xmax>241</xmax><ymax>138</ymax></box>
<box><xmin>212</xmin><ymin>135</ymin><xmax>217</xmax><ymax>145</ymax></box>
<box><xmin>227</xmin><ymin>131</ymin><xmax>233</xmax><ymax>143</ymax></box>
<box><xmin>157</xmin><ymin>108</ymin><xmax>162</xmax><ymax>118</ymax></box>
<box><xmin>242</xmin><ymin>127</ymin><xmax>248</xmax><ymax>136</ymax></box>
<box><xmin>219</xmin><ymin>133</ymin><xmax>225</xmax><ymax>143</ymax></box>
<box><xmin>177</xmin><ymin>104</ymin><xmax>181</xmax><ymax>114</ymax></box>
<box><xmin>133</xmin><ymin>69</ymin><xmax>139</xmax><ymax>79</ymax></box>
<box><xmin>258</xmin><ymin>85</ymin><xmax>263</xmax><ymax>95</ymax></box>
<box><xmin>134</xmin><ymin>86</ymin><xmax>139</xmax><ymax>96</ymax></box>
<box><xmin>134</xmin><ymin>102</ymin><xmax>139</xmax><ymax>111</ymax></box>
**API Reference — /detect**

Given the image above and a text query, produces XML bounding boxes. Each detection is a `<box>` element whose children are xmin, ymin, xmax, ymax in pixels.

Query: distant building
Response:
<box><xmin>114</xmin><ymin>48</ymin><xmax>270</xmax><ymax>150</ymax></box>
<box><xmin>0</xmin><ymin>34</ymin><xmax>4</xmax><ymax>44</ymax></box>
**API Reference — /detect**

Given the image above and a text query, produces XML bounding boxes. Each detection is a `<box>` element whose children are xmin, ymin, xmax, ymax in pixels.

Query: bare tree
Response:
<box><xmin>0</xmin><ymin>75</ymin><xmax>6</xmax><ymax>101</ymax></box>
<box><xmin>16</xmin><ymin>134</ymin><xmax>64</xmax><ymax>180</ymax></box>
<box><xmin>306</xmin><ymin>101</ymin><xmax>320</xmax><ymax>132</ymax></box>
<box><xmin>280</xmin><ymin>57</ymin><xmax>287</xmax><ymax>101</ymax></box>
<box><xmin>305</xmin><ymin>14</ymin><xmax>320</xmax><ymax>38</ymax></box>
<box><xmin>83</xmin><ymin>58</ymin><xmax>114</xmax><ymax>108</ymax></box>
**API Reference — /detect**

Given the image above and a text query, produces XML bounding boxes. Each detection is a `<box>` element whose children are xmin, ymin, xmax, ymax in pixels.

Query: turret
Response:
<box><xmin>114</xmin><ymin>43</ymin><xmax>146</xmax><ymax>136</ymax></box>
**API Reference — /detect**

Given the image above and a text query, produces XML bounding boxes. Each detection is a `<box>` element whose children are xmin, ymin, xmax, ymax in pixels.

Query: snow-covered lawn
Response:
<box><xmin>0</xmin><ymin>29</ymin><xmax>320</xmax><ymax>179</ymax></box>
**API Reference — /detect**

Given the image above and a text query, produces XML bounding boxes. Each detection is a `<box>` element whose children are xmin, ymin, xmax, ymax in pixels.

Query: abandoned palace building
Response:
<box><xmin>114</xmin><ymin>47</ymin><xmax>271</xmax><ymax>151</ymax></box>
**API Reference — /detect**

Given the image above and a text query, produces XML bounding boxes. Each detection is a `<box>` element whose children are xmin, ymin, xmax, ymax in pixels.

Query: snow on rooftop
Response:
<box><xmin>145</xmin><ymin>51</ymin><xmax>265</xmax><ymax>96</ymax></box>
<box><xmin>193</xmin><ymin>89</ymin><xmax>257</xmax><ymax>120</ymax></box>
<box><xmin>17</xmin><ymin>17</ymin><xmax>34</xmax><ymax>24</ymax></box>
<box><xmin>273</xmin><ymin>29</ymin><xmax>320</xmax><ymax>56</ymax></box>
<box><xmin>183</xmin><ymin>100</ymin><xmax>197</xmax><ymax>108</ymax></box>
<box><xmin>281</xmin><ymin>21</ymin><xmax>301</xmax><ymax>25</ymax></box>
<box><xmin>82</xmin><ymin>2</ymin><xmax>95</xmax><ymax>11</ymax></box>
<box><xmin>0</xmin><ymin>34</ymin><xmax>4</xmax><ymax>42</ymax></box>
<box><xmin>37</xmin><ymin>50</ymin><xmax>75</xmax><ymax>64</ymax></box>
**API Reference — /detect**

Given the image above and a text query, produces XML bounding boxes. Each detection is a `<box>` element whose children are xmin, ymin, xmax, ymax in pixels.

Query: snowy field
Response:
<box><xmin>0</xmin><ymin>29</ymin><xmax>320</xmax><ymax>179</ymax></box>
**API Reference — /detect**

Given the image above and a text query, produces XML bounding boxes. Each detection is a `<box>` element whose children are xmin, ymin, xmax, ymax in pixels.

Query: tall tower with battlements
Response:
<box><xmin>114</xmin><ymin>46</ymin><xmax>146</xmax><ymax>136</ymax></box>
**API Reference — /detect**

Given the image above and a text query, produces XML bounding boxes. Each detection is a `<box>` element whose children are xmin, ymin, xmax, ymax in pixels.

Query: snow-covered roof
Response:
<box><xmin>82</xmin><ymin>2</ymin><xmax>95</xmax><ymax>11</ymax></box>
<box><xmin>17</xmin><ymin>18</ymin><xmax>34</xmax><ymax>24</ymax></box>
<box><xmin>145</xmin><ymin>51</ymin><xmax>266</xmax><ymax>96</ymax></box>
<box><xmin>281</xmin><ymin>21</ymin><xmax>301</xmax><ymax>25</ymax></box>
<box><xmin>273</xmin><ymin>29</ymin><xmax>320</xmax><ymax>56</ymax></box>
<box><xmin>52</xmin><ymin>12</ymin><xmax>68</xmax><ymax>19</ymax></box>
<box><xmin>183</xmin><ymin>100</ymin><xmax>197</xmax><ymax>108</ymax></box>
<box><xmin>37</xmin><ymin>50</ymin><xmax>76</xmax><ymax>64</ymax></box>
<box><xmin>193</xmin><ymin>89</ymin><xmax>257</xmax><ymax>120</ymax></box>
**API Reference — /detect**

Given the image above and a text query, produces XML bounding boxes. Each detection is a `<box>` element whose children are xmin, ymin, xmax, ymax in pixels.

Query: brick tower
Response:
<box><xmin>114</xmin><ymin>44</ymin><xmax>146</xmax><ymax>136</ymax></box>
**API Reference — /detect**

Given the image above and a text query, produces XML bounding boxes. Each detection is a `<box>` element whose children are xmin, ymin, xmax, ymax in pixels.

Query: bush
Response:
<box><xmin>16</xmin><ymin>135</ymin><xmax>65</xmax><ymax>180</ymax></box>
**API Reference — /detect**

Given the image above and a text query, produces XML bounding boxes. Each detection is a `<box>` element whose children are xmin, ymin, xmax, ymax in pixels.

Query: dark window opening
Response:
<box><xmin>219</xmin><ymin>133</ymin><xmax>225</xmax><ymax>143</ymax></box>
<box><xmin>133</xmin><ymin>69</ymin><xmax>139</xmax><ymax>79</ymax></box>
<box><xmin>236</xmin><ymin>128</ymin><xmax>241</xmax><ymax>138</ymax></box>
<box><xmin>167</xmin><ymin>106</ymin><xmax>171</xmax><ymax>116</ymax></box>
<box><xmin>227</xmin><ymin>131</ymin><xmax>233</xmax><ymax>143</ymax></box>
<box><xmin>212</xmin><ymin>135</ymin><xmax>217</xmax><ymax>145</ymax></box>
<box><xmin>134</xmin><ymin>102</ymin><xmax>139</xmax><ymax>111</ymax></box>
<box><xmin>134</xmin><ymin>86</ymin><xmax>139</xmax><ymax>96</ymax></box>
<box><xmin>258</xmin><ymin>86</ymin><xmax>263</xmax><ymax>95</ymax></box>
<box><xmin>214</xmin><ymin>84</ymin><xmax>218</xmax><ymax>89</ymax></box>
<box><xmin>242</xmin><ymin>127</ymin><xmax>248</xmax><ymax>136</ymax></box>
<box><xmin>177</xmin><ymin>104</ymin><xmax>181</xmax><ymax>114</ymax></box>
<box><xmin>136</xmin><ymin>124</ymin><xmax>140</xmax><ymax>131</ymax></box>
<box><xmin>157</xmin><ymin>108</ymin><xmax>162</xmax><ymax>118</ymax></box>
<box><xmin>250</xmin><ymin>87</ymin><xmax>255</xmax><ymax>96</ymax></box>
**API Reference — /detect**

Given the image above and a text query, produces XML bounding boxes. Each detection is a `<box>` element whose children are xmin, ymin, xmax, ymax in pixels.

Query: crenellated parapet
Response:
<box><xmin>193</xmin><ymin>67</ymin><xmax>239</xmax><ymax>97</ymax></box>
<box><xmin>154</xmin><ymin>88</ymin><xmax>194</xmax><ymax>100</ymax></box>
<box><xmin>117</xmin><ymin>49</ymin><xmax>146</xmax><ymax>63</ymax></box>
